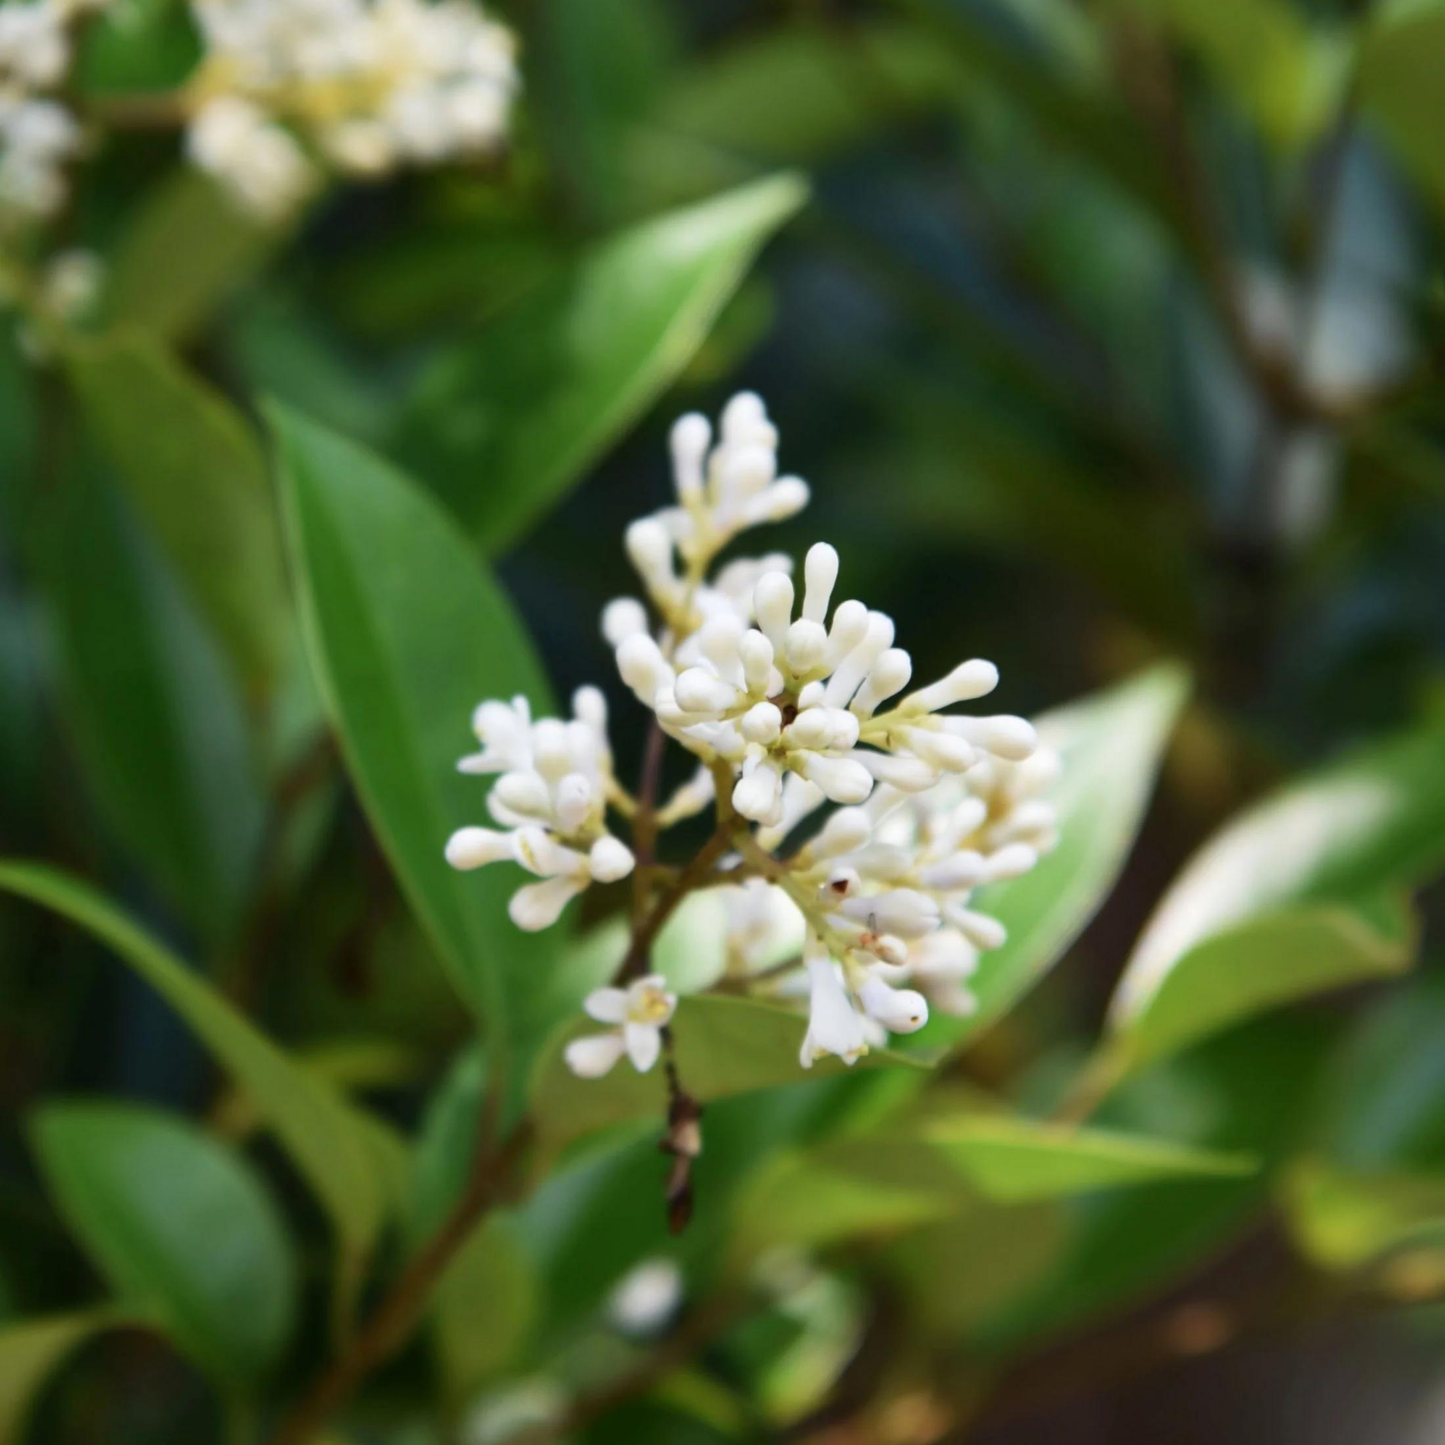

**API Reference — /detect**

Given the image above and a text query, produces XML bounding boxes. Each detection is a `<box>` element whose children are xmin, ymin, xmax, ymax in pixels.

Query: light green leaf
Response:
<box><xmin>272</xmin><ymin>405</ymin><xmax>564</xmax><ymax>1072</ymax></box>
<box><xmin>0</xmin><ymin>862</ymin><xmax>388</xmax><ymax>1311</ymax></box>
<box><xmin>104</xmin><ymin>171</ymin><xmax>281</xmax><ymax>343</ymax></box>
<box><xmin>1110</xmin><ymin>894</ymin><xmax>1414</xmax><ymax>1072</ymax></box>
<box><xmin>412</xmin><ymin>1047</ymin><xmax>486</xmax><ymax>1242</ymax></box>
<box><xmin>918</xmin><ymin>1116</ymin><xmax>1256</xmax><ymax>1202</ymax></box>
<box><xmin>398</xmin><ymin>173</ymin><xmax>806</xmax><ymax>553</ymax></box>
<box><xmin>729</xmin><ymin>1116</ymin><xmax>1251</xmax><ymax>1261</ymax></box>
<box><xmin>1109</xmin><ymin>721</ymin><xmax>1445</xmax><ymax>1067</ymax></box>
<box><xmin>39</xmin><ymin>465</ymin><xmax>264</xmax><ymax>940</ymax></box>
<box><xmin>68</xmin><ymin>331</ymin><xmax>290</xmax><ymax>696</ymax></box>
<box><xmin>1359</xmin><ymin>0</ymin><xmax>1445</xmax><ymax>218</ymax></box>
<box><xmin>928</xmin><ymin>665</ymin><xmax>1189</xmax><ymax>1049</ymax></box>
<box><xmin>30</xmin><ymin>1102</ymin><xmax>296</xmax><ymax>1384</ymax></box>
<box><xmin>1281</xmin><ymin>1158</ymin><xmax>1445</xmax><ymax>1274</ymax></box>
<box><xmin>530</xmin><ymin>994</ymin><xmax>926</xmax><ymax>1155</ymax></box>
<box><xmin>0</xmin><ymin>1309</ymin><xmax>121</xmax><ymax>1445</ymax></box>
<box><xmin>432</xmin><ymin>1213</ymin><xmax>538</xmax><ymax>1406</ymax></box>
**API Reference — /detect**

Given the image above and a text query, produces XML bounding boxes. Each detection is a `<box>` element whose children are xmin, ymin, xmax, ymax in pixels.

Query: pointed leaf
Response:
<box><xmin>30</xmin><ymin>1102</ymin><xmax>296</xmax><ymax>1384</ymax></box>
<box><xmin>1282</xmin><ymin>1158</ymin><xmax>1445</xmax><ymax>1274</ymax></box>
<box><xmin>38</xmin><ymin>465</ymin><xmax>264</xmax><ymax>940</ymax></box>
<box><xmin>67</xmin><ymin>331</ymin><xmax>290</xmax><ymax>695</ymax></box>
<box><xmin>1110</xmin><ymin>721</ymin><xmax>1445</xmax><ymax>1066</ymax></box>
<box><xmin>272</xmin><ymin>405</ymin><xmax>564</xmax><ymax>1070</ymax></box>
<box><xmin>0</xmin><ymin>862</ymin><xmax>387</xmax><ymax>1305</ymax></box>
<box><xmin>398</xmin><ymin>173</ymin><xmax>807</xmax><ymax>552</ymax></box>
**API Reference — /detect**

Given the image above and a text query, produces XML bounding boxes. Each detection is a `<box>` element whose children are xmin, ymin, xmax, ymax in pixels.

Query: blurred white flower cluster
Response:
<box><xmin>0</xmin><ymin>0</ymin><xmax>109</xmax><ymax>227</ymax></box>
<box><xmin>187</xmin><ymin>0</ymin><xmax>518</xmax><ymax>221</ymax></box>
<box><xmin>447</xmin><ymin>393</ymin><xmax>1059</xmax><ymax>1078</ymax></box>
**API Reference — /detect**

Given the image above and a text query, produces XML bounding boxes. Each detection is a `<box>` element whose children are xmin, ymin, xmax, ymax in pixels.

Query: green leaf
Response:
<box><xmin>917</xmin><ymin>1116</ymin><xmax>1256</xmax><ymax>1202</ymax></box>
<box><xmin>397</xmin><ymin>173</ymin><xmax>807</xmax><ymax>553</ymax></box>
<box><xmin>431</xmin><ymin>1213</ymin><xmax>538</xmax><ymax>1406</ymax></box>
<box><xmin>411</xmin><ymin>1047</ymin><xmax>486</xmax><ymax>1242</ymax></box>
<box><xmin>1109</xmin><ymin>721</ymin><xmax>1445</xmax><ymax>1068</ymax></box>
<box><xmin>272</xmin><ymin>404</ymin><xmax>565</xmax><ymax>1071</ymax></box>
<box><xmin>0</xmin><ymin>1309</ymin><xmax>120</xmax><ymax>1445</ymax></box>
<box><xmin>927</xmin><ymin>665</ymin><xmax>1189</xmax><ymax>1049</ymax></box>
<box><xmin>1109</xmin><ymin>894</ymin><xmax>1414</xmax><ymax>1072</ymax></box>
<box><xmin>30</xmin><ymin>1102</ymin><xmax>296</xmax><ymax>1385</ymax></box>
<box><xmin>530</xmin><ymin>994</ymin><xmax>927</xmax><ymax>1156</ymax></box>
<box><xmin>104</xmin><ymin>170</ymin><xmax>282</xmax><ymax>343</ymax></box>
<box><xmin>1359</xmin><ymin>0</ymin><xmax>1445</xmax><ymax>219</ymax></box>
<box><xmin>1281</xmin><ymin>1158</ymin><xmax>1445</xmax><ymax>1274</ymax></box>
<box><xmin>68</xmin><ymin>331</ymin><xmax>290</xmax><ymax>696</ymax></box>
<box><xmin>38</xmin><ymin>464</ymin><xmax>264</xmax><ymax>939</ymax></box>
<box><xmin>0</xmin><ymin>862</ymin><xmax>388</xmax><ymax>1310</ymax></box>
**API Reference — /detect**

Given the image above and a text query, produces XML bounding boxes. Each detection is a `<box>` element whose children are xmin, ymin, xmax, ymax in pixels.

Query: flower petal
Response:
<box><xmin>564</xmin><ymin>1032</ymin><xmax>626</xmax><ymax>1079</ymax></box>
<box><xmin>583</xmin><ymin>987</ymin><xmax>628</xmax><ymax>1024</ymax></box>
<box><xmin>624</xmin><ymin>1022</ymin><xmax>662</xmax><ymax>1073</ymax></box>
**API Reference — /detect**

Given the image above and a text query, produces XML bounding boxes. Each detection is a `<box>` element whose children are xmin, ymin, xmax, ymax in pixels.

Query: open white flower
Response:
<box><xmin>564</xmin><ymin>975</ymin><xmax>677</xmax><ymax>1078</ymax></box>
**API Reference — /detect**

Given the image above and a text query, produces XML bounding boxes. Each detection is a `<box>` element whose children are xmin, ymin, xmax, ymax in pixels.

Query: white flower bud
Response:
<box><xmin>720</xmin><ymin>391</ymin><xmax>775</xmax><ymax>448</ymax></box>
<box><xmin>511</xmin><ymin>826</ymin><xmax>584</xmax><ymax>878</ymax></box>
<box><xmin>675</xmin><ymin>667</ymin><xmax>740</xmax><ymax>715</ymax></box>
<box><xmin>947</xmin><ymin>906</ymin><xmax>1008</xmax><ymax>951</ymax></box>
<box><xmin>733</xmin><ymin>759</ymin><xmax>783</xmax><ymax>822</ymax></box>
<box><xmin>824</xmin><ymin>600</ymin><xmax>870</xmax><ymax>669</ymax></box>
<box><xmin>812</xmin><ymin>807</ymin><xmax>873</xmax><ymax>858</ymax></box>
<box><xmin>945</xmin><ymin>714</ymin><xmax>1038</xmax><ymax>760</ymax></box>
<box><xmin>553</xmin><ymin>773</ymin><xmax>594</xmax><ymax>832</ymax></box>
<box><xmin>793</xmin><ymin>752</ymin><xmax>873</xmax><ymax>805</ymax></box>
<box><xmin>824</xmin><ymin>611</ymin><xmax>894</xmax><ymax>707</ymax></box>
<box><xmin>573</xmin><ymin>685</ymin><xmax>608</xmax><ymax>734</ymax></box>
<box><xmin>564</xmin><ymin>1032</ymin><xmax>627</xmax><ymax>1078</ymax></box>
<box><xmin>670</xmin><ymin>412</ymin><xmax>711</xmax><ymax>504</ymax></box>
<box><xmin>739</xmin><ymin>630</ymin><xmax>775</xmax><ymax>695</ymax></box>
<box><xmin>982</xmin><ymin>843</ymin><xmax>1038</xmax><ymax>881</ymax></box>
<box><xmin>900</xmin><ymin>659</ymin><xmax>999</xmax><ymax>715</ymax></box>
<box><xmin>490</xmin><ymin>770</ymin><xmax>552</xmax><ymax>823</ymax></box>
<box><xmin>784</xmin><ymin>618</ymin><xmax>828</xmax><ymax>676</ymax></box>
<box><xmin>617</xmin><ymin>634</ymin><xmax>674</xmax><ymax>707</ymax></box>
<box><xmin>851</xmin><ymin>648</ymin><xmax>912</xmax><ymax>718</ymax></box>
<box><xmin>444</xmin><ymin>827</ymin><xmax>513</xmax><ymax>870</ymax></box>
<box><xmin>799</xmin><ymin>948</ymin><xmax>867</xmax><ymax>1068</ymax></box>
<box><xmin>588</xmin><ymin>836</ymin><xmax>636</xmax><ymax>882</ymax></box>
<box><xmin>741</xmin><ymin>701</ymin><xmax>783</xmax><ymax>745</ymax></box>
<box><xmin>509</xmin><ymin>875</ymin><xmax>585</xmax><ymax>930</ymax></box>
<box><xmin>856</xmin><ymin>751</ymin><xmax>938</xmax><ymax>792</ymax></box>
<box><xmin>920</xmin><ymin>852</ymin><xmax>986</xmax><ymax>891</ymax></box>
<box><xmin>753</xmin><ymin>571</ymin><xmax>795</xmax><ymax>652</ymax></box>
<box><xmin>903</xmin><ymin>727</ymin><xmax>976</xmax><ymax>772</ymax></box>
<box><xmin>823</xmin><ymin>865</ymin><xmax>861</xmax><ymax>899</ymax></box>
<box><xmin>801</xmin><ymin>542</ymin><xmax>839</xmax><ymax>623</ymax></box>
<box><xmin>858</xmin><ymin>975</ymin><xmax>929</xmax><ymax>1033</ymax></box>
<box><xmin>602</xmin><ymin>597</ymin><xmax>649</xmax><ymax>645</ymax></box>
<box><xmin>742</xmin><ymin>477</ymin><xmax>809</xmax><ymax>525</ymax></box>
<box><xmin>841</xmin><ymin>888</ymin><xmax>939</xmax><ymax>940</ymax></box>
<box><xmin>625</xmin><ymin>518</ymin><xmax>675</xmax><ymax>590</ymax></box>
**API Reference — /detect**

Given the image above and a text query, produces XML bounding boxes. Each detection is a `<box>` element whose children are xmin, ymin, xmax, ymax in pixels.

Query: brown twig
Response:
<box><xmin>265</xmin><ymin>1120</ymin><xmax>533</xmax><ymax>1445</ymax></box>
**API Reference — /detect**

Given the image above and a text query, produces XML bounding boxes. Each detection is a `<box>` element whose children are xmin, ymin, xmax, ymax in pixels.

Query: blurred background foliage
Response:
<box><xmin>3</xmin><ymin>0</ymin><xmax>1445</xmax><ymax>1442</ymax></box>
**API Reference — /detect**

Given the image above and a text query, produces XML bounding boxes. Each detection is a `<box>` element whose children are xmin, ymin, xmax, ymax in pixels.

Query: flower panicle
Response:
<box><xmin>446</xmin><ymin>391</ymin><xmax>1061</xmax><ymax>1079</ymax></box>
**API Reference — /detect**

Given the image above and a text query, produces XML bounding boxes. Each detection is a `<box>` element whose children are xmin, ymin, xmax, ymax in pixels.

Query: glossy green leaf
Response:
<box><xmin>1359</xmin><ymin>0</ymin><xmax>1445</xmax><ymax>219</ymax></box>
<box><xmin>1110</xmin><ymin>721</ymin><xmax>1445</xmax><ymax>1067</ymax></box>
<box><xmin>1111</xmin><ymin>893</ymin><xmax>1414</xmax><ymax>1071</ymax></box>
<box><xmin>398</xmin><ymin>173</ymin><xmax>806</xmax><ymax>553</ymax></box>
<box><xmin>273</xmin><ymin>405</ymin><xmax>564</xmax><ymax>1070</ymax></box>
<box><xmin>928</xmin><ymin>664</ymin><xmax>1189</xmax><ymax>1049</ymax></box>
<box><xmin>68</xmin><ymin>331</ymin><xmax>290</xmax><ymax>696</ymax></box>
<box><xmin>104</xmin><ymin>171</ymin><xmax>281</xmax><ymax>343</ymax></box>
<box><xmin>918</xmin><ymin>1116</ymin><xmax>1255</xmax><ymax>1201</ymax></box>
<box><xmin>0</xmin><ymin>862</ymin><xmax>388</xmax><ymax>1307</ymax></box>
<box><xmin>431</xmin><ymin>1213</ymin><xmax>538</xmax><ymax>1405</ymax></box>
<box><xmin>30</xmin><ymin>1102</ymin><xmax>296</xmax><ymax>1384</ymax></box>
<box><xmin>530</xmin><ymin>994</ymin><xmax>927</xmax><ymax>1155</ymax></box>
<box><xmin>1281</xmin><ymin>1158</ymin><xmax>1445</xmax><ymax>1273</ymax></box>
<box><xmin>38</xmin><ymin>465</ymin><xmax>263</xmax><ymax>939</ymax></box>
<box><xmin>0</xmin><ymin>1309</ymin><xmax>121</xmax><ymax>1445</ymax></box>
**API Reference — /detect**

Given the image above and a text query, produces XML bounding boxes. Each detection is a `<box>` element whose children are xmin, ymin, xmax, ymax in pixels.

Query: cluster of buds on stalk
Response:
<box><xmin>447</xmin><ymin>393</ymin><xmax>1059</xmax><ymax>1080</ymax></box>
<box><xmin>0</xmin><ymin>0</ymin><xmax>110</xmax><ymax>228</ymax></box>
<box><xmin>187</xmin><ymin>0</ymin><xmax>517</xmax><ymax>221</ymax></box>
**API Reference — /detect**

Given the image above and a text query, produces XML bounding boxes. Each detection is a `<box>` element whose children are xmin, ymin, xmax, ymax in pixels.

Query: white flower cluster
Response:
<box><xmin>446</xmin><ymin>392</ymin><xmax>1058</xmax><ymax>1080</ymax></box>
<box><xmin>445</xmin><ymin>688</ymin><xmax>635</xmax><ymax>932</ymax></box>
<box><xmin>0</xmin><ymin>0</ymin><xmax>107</xmax><ymax>227</ymax></box>
<box><xmin>187</xmin><ymin>0</ymin><xmax>518</xmax><ymax>221</ymax></box>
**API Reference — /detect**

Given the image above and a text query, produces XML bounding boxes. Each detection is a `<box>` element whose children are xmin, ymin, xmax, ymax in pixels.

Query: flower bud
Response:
<box><xmin>445</xmin><ymin>827</ymin><xmax>512</xmax><ymax>870</ymax></box>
